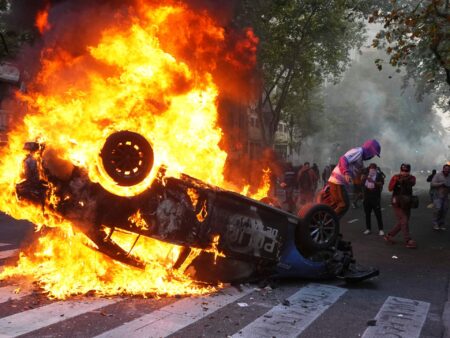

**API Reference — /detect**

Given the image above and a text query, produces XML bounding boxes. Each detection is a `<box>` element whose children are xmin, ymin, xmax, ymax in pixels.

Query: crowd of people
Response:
<box><xmin>278</xmin><ymin>139</ymin><xmax>450</xmax><ymax>250</ymax></box>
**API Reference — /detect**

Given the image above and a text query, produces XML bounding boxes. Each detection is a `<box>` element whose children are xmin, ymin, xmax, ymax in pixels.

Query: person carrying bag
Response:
<box><xmin>384</xmin><ymin>163</ymin><xmax>417</xmax><ymax>248</ymax></box>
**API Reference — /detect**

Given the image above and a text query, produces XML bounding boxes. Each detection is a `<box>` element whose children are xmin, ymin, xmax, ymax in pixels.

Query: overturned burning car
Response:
<box><xmin>16</xmin><ymin>130</ymin><xmax>378</xmax><ymax>284</ymax></box>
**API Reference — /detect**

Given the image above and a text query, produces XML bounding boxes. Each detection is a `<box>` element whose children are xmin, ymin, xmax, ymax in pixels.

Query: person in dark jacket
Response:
<box><xmin>362</xmin><ymin>163</ymin><xmax>385</xmax><ymax>235</ymax></box>
<box><xmin>431</xmin><ymin>164</ymin><xmax>450</xmax><ymax>230</ymax></box>
<box><xmin>427</xmin><ymin>169</ymin><xmax>437</xmax><ymax>207</ymax></box>
<box><xmin>322</xmin><ymin>165</ymin><xmax>331</xmax><ymax>187</ymax></box>
<box><xmin>296</xmin><ymin>162</ymin><xmax>318</xmax><ymax>206</ymax></box>
<box><xmin>312</xmin><ymin>163</ymin><xmax>320</xmax><ymax>190</ymax></box>
<box><xmin>280</xmin><ymin>162</ymin><xmax>297</xmax><ymax>213</ymax></box>
<box><xmin>384</xmin><ymin>163</ymin><xmax>417</xmax><ymax>248</ymax></box>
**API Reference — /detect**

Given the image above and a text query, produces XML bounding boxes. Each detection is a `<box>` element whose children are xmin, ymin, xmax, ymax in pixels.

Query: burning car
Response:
<box><xmin>0</xmin><ymin>2</ymin><xmax>380</xmax><ymax>299</ymax></box>
<box><xmin>15</xmin><ymin>130</ymin><xmax>378</xmax><ymax>284</ymax></box>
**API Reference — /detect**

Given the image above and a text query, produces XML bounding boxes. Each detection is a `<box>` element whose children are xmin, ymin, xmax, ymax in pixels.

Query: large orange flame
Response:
<box><xmin>0</xmin><ymin>1</ymin><xmax>263</xmax><ymax>299</ymax></box>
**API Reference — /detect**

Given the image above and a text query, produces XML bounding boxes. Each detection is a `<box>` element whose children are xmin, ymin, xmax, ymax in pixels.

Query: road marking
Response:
<box><xmin>347</xmin><ymin>219</ymin><xmax>359</xmax><ymax>224</ymax></box>
<box><xmin>0</xmin><ymin>286</ymin><xmax>32</xmax><ymax>303</ymax></box>
<box><xmin>95</xmin><ymin>286</ymin><xmax>254</xmax><ymax>338</ymax></box>
<box><xmin>0</xmin><ymin>250</ymin><xmax>18</xmax><ymax>260</ymax></box>
<box><xmin>0</xmin><ymin>243</ymin><xmax>12</xmax><ymax>247</ymax></box>
<box><xmin>362</xmin><ymin>296</ymin><xmax>430</xmax><ymax>338</ymax></box>
<box><xmin>232</xmin><ymin>284</ymin><xmax>346</xmax><ymax>338</ymax></box>
<box><xmin>0</xmin><ymin>298</ymin><xmax>117</xmax><ymax>337</ymax></box>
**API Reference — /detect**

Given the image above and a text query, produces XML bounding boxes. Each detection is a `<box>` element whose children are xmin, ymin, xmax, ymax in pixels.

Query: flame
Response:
<box><xmin>35</xmin><ymin>6</ymin><xmax>51</xmax><ymax>34</ymax></box>
<box><xmin>250</xmin><ymin>168</ymin><xmax>272</xmax><ymax>200</ymax></box>
<box><xmin>0</xmin><ymin>1</ymin><xmax>263</xmax><ymax>299</ymax></box>
<box><xmin>209</xmin><ymin>235</ymin><xmax>225</xmax><ymax>263</ymax></box>
<box><xmin>128</xmin><ymin>210</ymin><xmax>150</xmax><ymax>231</ymax></box>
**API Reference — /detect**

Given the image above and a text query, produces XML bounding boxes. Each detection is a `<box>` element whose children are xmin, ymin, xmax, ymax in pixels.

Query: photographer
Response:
<box><xmin>361</xmin><ymin>163</ymin><xmax>385</xmax><ymax>235</ymax></box>
<box><xmin>431</xmin><ymin>164</ymin><xmax>450</xmax><ymax>231</ymax></box>
<box><xmin>384</xmin><ymin>163</ymin><xmax>417</xmax><ymax>248</ymax></box>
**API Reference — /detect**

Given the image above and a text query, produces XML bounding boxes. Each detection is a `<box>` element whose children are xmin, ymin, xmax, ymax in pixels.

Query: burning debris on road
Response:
<box><xmin>0</xmin><ymin>0</ymin><xmax>377</xmax><ymax>299</ymax></box>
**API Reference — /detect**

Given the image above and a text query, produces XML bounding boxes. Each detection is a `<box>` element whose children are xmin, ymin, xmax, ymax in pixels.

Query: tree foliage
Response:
<box><xmin>234</xmin><ymin>0</ymin><xmax>369</xmax><ymax>148</ymax></box>
<box><xmin>0</xmin><ymin>0</ymin><xmax>36</xmax><ymax>61</ymax></box>
<box><xmin>281</xmin><ymin>73</ymin><xmax>323</xmax><ymax>157</ymax></box>
<box><xmin>370</xmin><ymin>0</ymin><xmax>450</xmax><ymax>104</ymax></box>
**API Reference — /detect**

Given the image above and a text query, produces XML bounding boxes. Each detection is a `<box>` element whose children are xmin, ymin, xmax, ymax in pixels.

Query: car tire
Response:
<box><xmin>100</xmin><ymin>131</ymin><xmax>154</xmax><ymax>186</ymax></box>
<box><xmin>296</xmin><ymin>203</ymin><xmax>340</xmax><ymax>252</ymax></box>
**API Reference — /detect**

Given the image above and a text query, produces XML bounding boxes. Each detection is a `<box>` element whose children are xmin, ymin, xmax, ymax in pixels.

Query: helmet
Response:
<box><xmin>362</xmin><ymin>139</ymin><xmax>381</xmax><ymax>158</ymax></box>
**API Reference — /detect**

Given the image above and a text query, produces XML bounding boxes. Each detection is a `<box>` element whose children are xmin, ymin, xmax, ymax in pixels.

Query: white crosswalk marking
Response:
<box><xmin>95</xmin><ymin>286</ymin><xmax>254</xmax><ymax>338</ymax></box>
<box><xmin>0</xmin><ymin>298</ymin><xmax>117</xmax><ymax>337</ymax></box>
<box><xmin>362</xmin><ymin>296</ymin><xmax>430</xmax><ymax>338</ymax></box>
<box><xmin>0</xmin><ymin>243</ymin><xmax>12</xmax><ymax>247</ymax></box>
<box><xmin>232</xmin><ymin>284</ymin><xmax>346</xmax><ymax>338</ymax></box>
<box><xmin>0</xmin><ymin>250</ymin><xmax>18</xmax><ymax>260</ymax></box>
<box><xmin>0</xmin><ymin>283</ymin><xmax>434</xmax><ymax>338</ymax></box>
<box><xmin>0</xmin><ymin>286</ymin><xmax>32</xmax><ymax>303</ymax></box>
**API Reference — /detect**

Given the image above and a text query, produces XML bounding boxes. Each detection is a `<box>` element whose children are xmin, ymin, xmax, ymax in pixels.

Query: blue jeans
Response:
<box><xmin>433</xmin><ymin>197</ymin><xmax>449</xmax><ymax>226</ymax></box>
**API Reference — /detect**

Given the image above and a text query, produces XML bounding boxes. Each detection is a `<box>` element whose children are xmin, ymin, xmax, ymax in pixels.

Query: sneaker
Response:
<box><xmin>378</xmin><ymin>230</ymin><xmax>385</xmax><ymax>236</ymax></box>
<box><xmin>363</xmin><ymin>229</ymin><xmax>371</xmax><ymax>235</ymax></box>
<box><xmin>383</xmin><ymin>235</ymin><xmax>395</xmax><ymax>244</ymax></box>
<box><xmin>433</xmin><ymin>225</ymin><xmax>440</xmax><ymax>231</ymax></box>
<box><xmin>427</xmin><ymin>203</ymin><xmax>434</xmax><ymax>209</ymax></box>
<box><xmin>440</xmin><ymin>226</ymin><xmax>447</xmax><ymax>231</ymax></box>
<box><xmin>405</xmin><ymin>239</ymin><xmax>417</xmax><ymax>249</ymax></box>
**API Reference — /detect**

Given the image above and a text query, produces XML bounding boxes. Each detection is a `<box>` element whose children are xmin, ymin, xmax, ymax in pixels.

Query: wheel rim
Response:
<box><xmin>309</xmin><ymin>211</ymin><xmax>337</xmax><ymax>244</ymax></box>
<box><xmin>100</xmin><ymin>131</ymin><xmax>154</xmax><ymax>186</ymax></box>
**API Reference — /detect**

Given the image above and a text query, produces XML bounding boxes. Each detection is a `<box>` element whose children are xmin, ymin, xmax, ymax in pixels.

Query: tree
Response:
<box><xmin>234</xmin><ymin>0</ymin><xmax>368</xmax><ymax>148</ymax></box>
<box><xmin>281</xmin><ymin>74</ymin><xmax>323</xmax><ymax>157</ymax></box>
<box><xmin>0</xmin><ymin>0</ymin><xmax>36</xmax><ymax>61</ymax></box>
<box><xmin>370</xmin><ymin>0</ymin><xmax>450</xmax><ymax>105</ymax></box>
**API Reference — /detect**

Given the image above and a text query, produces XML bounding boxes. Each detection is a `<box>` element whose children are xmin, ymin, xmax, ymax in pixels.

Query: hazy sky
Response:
<box><xmin>299</xmin><ymin>24</ymin><xmax>450</xmax><ymax>173</ymax></box>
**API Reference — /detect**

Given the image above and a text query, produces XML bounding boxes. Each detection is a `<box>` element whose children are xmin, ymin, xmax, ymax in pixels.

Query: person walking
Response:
<box><xmin>312</xmin><ymin>163</ymin><xmax>320</xmax><ymax>190</ymax></box>
<box><xmin>322</xmin><ymin>165</ymin><xmax>331</xmax><ymax>187</ymax></box>
<box><xmin>296</xmin><ymin>162</ymin><xmax>318</xmax><ymax>206</ymax></box>
<box><xmin>351</xmin><ymin>171</ymin><xmax>363</xmax><ymax>209</ymax></box>
<box><xmin>431</xmin><ymin>164</ymin><xmax>450</xmax><ymax>231</ymax></box>
<box><xmin>427</xmin><ymin>169</ymin><xmax>437</xmax><ymax>208</ymax></box>
<box><xmin>280</xmin><ymin>162</ymin><xmax>297</xmax><ymax>213</ymax></box>
<box><xmin>327</xmin><ymin>139</ymin><xmax>381</xmax><ymax>218</ymax></box>
<box><xmin>384</xmin><ymin>163</ymin><xmax>417</xmax><ymax>248</ymax></box>
<box><xmin>362</xmin><ymin>163</ymin><xmax>385</xmax><ymax>235</ymax></box>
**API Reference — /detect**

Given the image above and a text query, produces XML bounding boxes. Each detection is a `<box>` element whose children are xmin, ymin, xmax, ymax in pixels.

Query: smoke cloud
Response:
<box><xmin>300</xmin><ymin>27</ymin><xmax>449</xmax><ymax>185</ymax></box>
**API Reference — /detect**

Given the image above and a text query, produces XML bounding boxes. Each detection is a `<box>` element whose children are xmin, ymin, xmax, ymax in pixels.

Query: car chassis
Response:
<box><xmin>15</xmin><ymin>131</ymin><xmax>379</xmax><ymax>284</ymax></box>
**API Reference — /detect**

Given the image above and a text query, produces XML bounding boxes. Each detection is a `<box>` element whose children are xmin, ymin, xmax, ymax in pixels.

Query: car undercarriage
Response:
<box><xmin>15</xmin><ymin>131</ymin><xmax>379</xmax><ymax>284</ymax></box>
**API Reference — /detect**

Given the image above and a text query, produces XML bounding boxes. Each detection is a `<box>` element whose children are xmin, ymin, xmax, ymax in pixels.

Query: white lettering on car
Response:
<box><xmin>226</xmin><ymin>215</ymin><xmax>279</xmax><ymax>255</ymax></box>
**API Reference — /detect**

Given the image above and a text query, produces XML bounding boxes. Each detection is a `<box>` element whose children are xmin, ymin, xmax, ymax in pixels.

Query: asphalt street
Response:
<box><xmin>0</xmin><ymin>188</ymin><xmax>449</xmax><ymax>337</ymax></box>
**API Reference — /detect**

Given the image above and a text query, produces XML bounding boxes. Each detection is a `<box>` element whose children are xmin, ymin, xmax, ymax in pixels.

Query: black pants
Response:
<box><xmin>363</xmin><ymin>195</ymin><xmax>383</xmax><ymax>230</ymax></box>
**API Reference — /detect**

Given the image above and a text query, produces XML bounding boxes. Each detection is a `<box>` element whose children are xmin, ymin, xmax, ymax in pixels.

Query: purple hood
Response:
<box><xmin>362</xmin><ymin>139</ymin><xmax>381</xmax><ymax>160</ymax></box>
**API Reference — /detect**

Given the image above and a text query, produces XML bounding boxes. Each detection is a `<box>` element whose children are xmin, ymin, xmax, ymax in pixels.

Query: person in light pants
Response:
<box><xmin>431</xmin><ymin>164</ymin><xmax>450</xmax><ymax>231</ymax></box>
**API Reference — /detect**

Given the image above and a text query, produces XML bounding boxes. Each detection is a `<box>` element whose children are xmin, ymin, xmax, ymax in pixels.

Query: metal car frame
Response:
<box><xmin>15</xmin><ymin>131</ymin><xmax>379</xmax><ymax>284</ymax></box>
